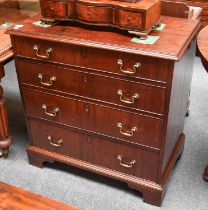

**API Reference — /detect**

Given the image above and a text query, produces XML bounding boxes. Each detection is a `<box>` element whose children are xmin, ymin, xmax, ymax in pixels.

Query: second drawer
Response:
<box><xmin>22</xmin><ymin>88</ymin><xmax>163</xmax><ymax>149</ymax></box>
<box><xmin>17</xmin><ymin>60</ymin><xmax>166</xmax><ymax>115</ymax></box>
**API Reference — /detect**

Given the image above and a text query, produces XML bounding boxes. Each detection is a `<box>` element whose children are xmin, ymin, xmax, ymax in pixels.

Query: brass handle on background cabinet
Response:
<box><xmin>117</xmin><ymin>122</ymin><xmax>137</xmax><ymax>137</ymax></box>
<box><xmin>33</xmin><ymin>45</ymin><xmax>53</xmax><ymax>59</ymax></box>
<box><xmin>117</xmin><ymin>59</ymin><xmax>141</xmax><ymax>75</ymax></box>
<box><xmin>42</xmin><ymin>104</ymin><xmax>59</xmax><ymax>117</ymax></box>
<box><xmin>117</xmin><ymin>155</ymin><xmax>136</xmax><ymax>168</ymax></box>
<box><xmin>38</xmin><ymin>73</ymin><xmax>56</xmax><ymax>87</ymax></box>
<box><xmin>48</xmin><ymin>135</ymin><xmax>63</xmax><ymax>147</ymax></box>
<box><xmin>117</xmin><ymin>90</ymin><xmax>139</xmax><ymax>104</ymax></box>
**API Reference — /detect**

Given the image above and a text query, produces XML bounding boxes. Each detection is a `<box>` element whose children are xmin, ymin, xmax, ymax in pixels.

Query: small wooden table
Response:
<box><xmin>0</xmin><ymin>182</ymin><xmax>80</xmax><ymax>210</ymax></box>
<box><xmin>197</xmin><ymin>25</ymin><xmax>208</xmax><ymax>181</ymax></box>
<box><xmin>0</xmin><ymin>0</ymin><xmax>40</xmax><ymax>158</ymax></box>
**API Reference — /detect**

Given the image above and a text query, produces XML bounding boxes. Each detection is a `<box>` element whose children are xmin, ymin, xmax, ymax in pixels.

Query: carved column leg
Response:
<box><xmin>0</xmin><ymin>64</ymin><xmax>12</xmax><ymax>158</ymax></box>
<box><xmin>203</xmin><ymin>165</ymin><xmax>208</xmax><ymax>181</ymax></box>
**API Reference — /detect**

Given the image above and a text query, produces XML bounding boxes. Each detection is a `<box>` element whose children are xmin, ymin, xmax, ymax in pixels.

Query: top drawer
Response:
<box><xmin>13</xmin><ymin>37</ymin><xmax>169</xmax><ymax>83</ymax></box>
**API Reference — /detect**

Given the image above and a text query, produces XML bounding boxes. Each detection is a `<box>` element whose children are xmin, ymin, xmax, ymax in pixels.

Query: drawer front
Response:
<box><xmin>14</xmin><ymin>37</ymin><xmax>169</xmax><ymax>83</ymax></box>
<box><xmin>23</xmin><ymin>89</ymin><xmax>163</xmax><ymax>149</ymax></box>
<box><xmin>76</xmin><ymin>4</ymin><xmax>111</xmax><ymax>23</ymax></box>
<box><xmin>29</xmin><ymin>119</ymin><xmax>158</xmax><ymax>181</ymax></box>
<box><xmin>16</xmin><ymin>60</ymin><xmax>166</xmax><ymax>114</ymax></box>
<box><xmin>29</xmin><ymin>119</ymin><xmax>92</xmax><ymax>162</ymax></box>
<box><xmin>40</xmin><ymin>0</ymin><xmax>68</xmax><ymax>18</ymax></box>
<box><xmin>117</xmin><ymin>9</ymin><xmax>142</xmax><ymax>30</ymax></box>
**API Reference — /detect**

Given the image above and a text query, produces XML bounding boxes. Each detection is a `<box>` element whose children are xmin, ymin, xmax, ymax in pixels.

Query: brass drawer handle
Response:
<box><xmin>117</xmin><ymin>59</ymin><xmax>141</xmax><ymax>75</ymax></box>
<box><xmin>48</xmin><ymin>135</ymin><xmax>63</xmax><ymax>147</ymax></box>
<box><xmin>117</xmin><ymin>122</ymin><xmax>137</xmax><ymax>137</ymax></box>
<box><xmin>117</xmin><ymin>155</ymin><xmax>136</xmax><ymax>168</ymax></box>
<box><xmin>42</xmin><ymin>104</ymin><xmax>59</xmax><ymax>117</ymax></box>
<box><xmin>33</xmin><ymin>45</ymin><xmax>53</xmax><ymax>59</ymax></box>
<box><xmin>117</xmin><ymin>90</ymin><xmax>139</xmax><ymax>104</ymax></box>
<box><xmin>38</xmin><ymin>73</ymin><xmax>56</xmax><ymax>87</ymax></box>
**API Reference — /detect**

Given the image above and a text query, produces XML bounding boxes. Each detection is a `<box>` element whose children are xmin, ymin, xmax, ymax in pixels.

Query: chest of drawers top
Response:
<box><xmin>8</xmin><ymin>15</ymin><xmax>199</xmax><ymax>61</ymax></box>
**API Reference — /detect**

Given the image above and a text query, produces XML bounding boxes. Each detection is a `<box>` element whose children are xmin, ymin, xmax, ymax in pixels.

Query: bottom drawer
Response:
<box><xmin>28</xmin><ymin>119</ymin><xmax>159</xmax><ymax>181</ymax></box>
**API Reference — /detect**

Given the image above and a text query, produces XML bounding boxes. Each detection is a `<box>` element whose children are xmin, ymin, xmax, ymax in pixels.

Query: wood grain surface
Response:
<box><xmin>8</xmin><ymin>14</ymin><xmax>200</xmax><ymax>60</ymax></box>
<box><xmin>39</xmin><ymin>0</ymin><xmax>161</xmax><ymax>37</ymax></box>
<box><xmin>197</xmin><ymin>25</ymin><xmax>208</xmax><ymax>72</ymax></box>
<box><xmin>0</xmin><ymin>182</ymin><xmax>80</xmax><ymax>210</ymax></box>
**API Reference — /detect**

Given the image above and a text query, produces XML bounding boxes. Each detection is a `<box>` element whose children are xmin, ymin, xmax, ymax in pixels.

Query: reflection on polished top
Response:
<box><xmin>8</xmin><ymin>14</ymin><xmax>200</xmax><ymax>61</ymax></box>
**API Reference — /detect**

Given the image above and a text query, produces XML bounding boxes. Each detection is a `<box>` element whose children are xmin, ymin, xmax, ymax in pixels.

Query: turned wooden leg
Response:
<box><xmin>0</xmin><ymin>64</ymin><xmax>12</xmax><ymax>158</ymax></box>
<box><xmin>203</xmin><ymin>165</ymin><xmax>208</xmax><ymax>181</ymax></box>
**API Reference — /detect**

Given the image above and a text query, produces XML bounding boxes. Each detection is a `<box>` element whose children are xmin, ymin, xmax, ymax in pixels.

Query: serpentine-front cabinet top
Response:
<box><xmin>39</xmin><ymin>0</ymin><xmax>161</xmax><ymax>39</ymax></box>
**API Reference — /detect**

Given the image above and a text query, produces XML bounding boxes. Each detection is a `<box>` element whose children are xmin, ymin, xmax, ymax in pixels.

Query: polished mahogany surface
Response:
<box><xmin>8</xmin><ymin>14</ymin><xmax>199</xmax><ymax>206</ymax></box>
<box><xmin>0</xmin><ymin>182</ymin><xmax>80</xmax><ymax>210</ymax></box>
<box><xmin>8</xmin><ymin>14</ymin><xmax>199</xmax><ymax>60</ymax></box>
<box><xmin>197</xmin><ymin>25</ymin><xmax>208</xmax><ymax>181</ymax></box>
<box><xmin>39</xmin><ymin>0</ymin><xmax>161</xmax><ymax>38</ymax></box>
<box><xmin>197</xmin><ymin>26</ymin><xmax>208</xmax><ymax>72</ymax></box>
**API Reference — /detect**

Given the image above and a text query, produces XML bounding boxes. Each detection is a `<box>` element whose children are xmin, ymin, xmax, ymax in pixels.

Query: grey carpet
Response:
<box><xmin>0</xmin><ymin>57</ymin><xmax>208</xmax><ymax>210</ymax></box>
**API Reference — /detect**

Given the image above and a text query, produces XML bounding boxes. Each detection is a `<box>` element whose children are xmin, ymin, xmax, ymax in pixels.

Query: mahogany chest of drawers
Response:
<box><xmin>8</xmin><ymin>15</ymin><xmax>199</xmax><ymax>206</ymax></box>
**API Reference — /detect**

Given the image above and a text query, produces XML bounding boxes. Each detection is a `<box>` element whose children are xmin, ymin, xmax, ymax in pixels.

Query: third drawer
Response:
<box><xmin>22</xmin><ymin>88</ymin><xmax>163</xmax><ymax>149</ymax></box>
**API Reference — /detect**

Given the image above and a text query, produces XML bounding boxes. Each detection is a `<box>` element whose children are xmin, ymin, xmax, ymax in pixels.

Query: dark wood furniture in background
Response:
<box><xmin>0</xmin><ymin>182</ymin><xmax>80</xmax><ymax>210</ymax></box>
<box><xmin>8</xmin><ymin>13</ymin><xmax>199</xmax><ymax>206</ymax></box>
<box><xmin>0</xmin><ymin>41</ymin><xmax>13</xmax><ymax>158</ymax></box>
<box><xmin>39</xmin><ymin>0</ymin><xmax>161</xmax><ymax>39</ymax></box>
<box><xmin>197</xmin><ymin>25</ymin><xmax>208</xmax><ymax>182</ymax></box>
<box><xmin>162</xmin><ymin>0</ymin><xmax>208</xmax><ymax>28</ymax></box>
<box><xmin>161</xmin><ymin>0</ymin><xmax>201</xmax><ymax>18</ymax></box>
<box><xmin>0</xmin><ymin>0</ymin><xmax>21</xmax><ymax>159</ymax></box>
<box><xmin>0</xmin><ymin>0</ymin><xmax>39</xmax><ymax>158</ymax></box>
<box><xmin>186</xmin><ymin>0</ymin><xmax>208</xmax><ymax>29</ymax></box>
